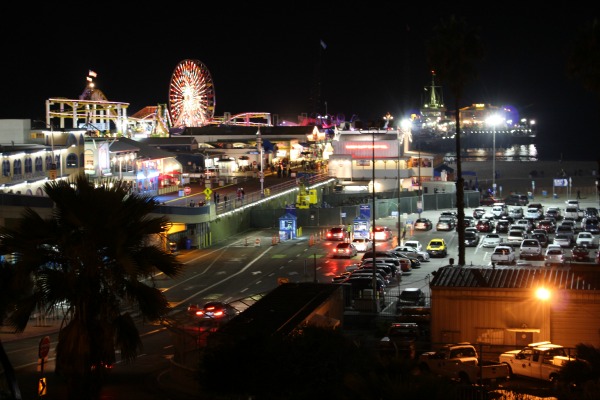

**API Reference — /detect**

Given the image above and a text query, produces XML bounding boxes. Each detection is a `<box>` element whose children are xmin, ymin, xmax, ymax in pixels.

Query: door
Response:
<box><xmin>515</xmin><ymin>331</ymin><xmax>533</xmax><ymax>347</ymax></box>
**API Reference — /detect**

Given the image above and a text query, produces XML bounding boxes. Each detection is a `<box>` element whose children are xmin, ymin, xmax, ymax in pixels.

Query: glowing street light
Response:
<box><xmin>256</xmin><ymin>127</ymin><xmax>264</xmax><ymax>197</ymax></box>
<box><xmin>535</xmin><ymin>287</ymin><xmax>551</xmax><ymax>301</ymax></box>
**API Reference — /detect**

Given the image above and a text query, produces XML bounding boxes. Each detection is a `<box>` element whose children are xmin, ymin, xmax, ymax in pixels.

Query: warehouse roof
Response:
<box><xmin>430</xmin><ymin>265</ymin><xmax>600</xmax><ymax>290</ymax></box>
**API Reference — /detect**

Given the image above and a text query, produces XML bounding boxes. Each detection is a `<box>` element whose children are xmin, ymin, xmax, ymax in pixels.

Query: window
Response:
<box><xmin>66</xmin><ymin>153</ymin><xmax>78</xmax><ymax>168</ymax></box>
<box><xmin>12</xmin><ymin>160</ymin><xmax>22</xmax><ymax>176</ymax></box>
<box><xmin>24</xmin><ymin>158</ymin><xmax>33</xmax><ymax>174</ymax></box>
<box><xmin>35</xmin><ymin>157</ymin><xmax>43</xmax><ymax>172</ymax></box>
<box><xmin>2</xmin><ymin>160</ymin><xmax>10</xmax><ymax>177</ymax></box>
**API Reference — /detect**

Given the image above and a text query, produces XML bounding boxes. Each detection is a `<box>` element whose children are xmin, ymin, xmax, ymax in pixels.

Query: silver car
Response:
<box><xmin>481</xmin><ymin>233</ymin><xmax>502</xmax><ymax>248</ymax></box>
<box><xmin>393</xmin><ymin>245</ymin><xmax>430</xmax><ymax>262</ymax></box>
<box><xmin>508</xmin><ymin>207</ymin><xmax>524</xmax><ymax>219</ymax></box>
<box><xmin>545</xmin><ymin>245</ymin><xmax>565</xmax><ymax>266</ymax></box>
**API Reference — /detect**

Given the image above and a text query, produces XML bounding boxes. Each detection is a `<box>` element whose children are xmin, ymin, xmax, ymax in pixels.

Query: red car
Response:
<box><xmin>536</xmin><ymin>219</ymin><xmax>556</xmax><ymax>234</ymax></box>
<box><xmin>476</xmin><ymin>219</ymin><xmax>495</xmax><ymax>233</ymax></box>
<box><xmin>572</xmin><ymin>245</ymin><xmax>590</xmax><ymax>262</ymax></box>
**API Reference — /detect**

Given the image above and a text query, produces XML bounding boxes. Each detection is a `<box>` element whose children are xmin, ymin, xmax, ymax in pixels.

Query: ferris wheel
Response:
<box><xmin>169</xmin><ymin>59</ymin><xmax>216</xmax><ymax>128</ymax></box>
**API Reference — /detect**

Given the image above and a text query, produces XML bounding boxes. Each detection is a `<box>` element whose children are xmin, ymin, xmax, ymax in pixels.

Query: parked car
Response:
<box><xmin>403</xmin><ymin>240</ymin><xmax>422</xmax><ymax>252</ymax></box>
<box><xmin>508</xmin><ymin>207</ymin><xmax>524</xmax><ymax>220</ymax></box>
<box><xmin>326</xmin><ymin>226</ymin><xmax>348</xmax><ymax>241</ymax></box>
<box><xmin>481</xmin><ymin>233</ymin><xmax>503</xmax><ymax>248</ymax></box>
<box><xmin>513</xmin><ymin>219</ymin><xmax>533</xmax><ymax>232</ymax></box>
<box><xmin>464</xmin><ymin>231</ymin><xmax>480</xmax><ymax>247</ymax></box>
<box><xmin>393</xmin><ymin>246</ymin><xmax>430</xmax><ymax>262</ymax></box>
<box><xmin>476</xmin><ymin>218</ymin><xmax>495</xmax><ymax>233</ymax></box>
<box><xmin>396</xmin><ymin>287</ymin><xmax>427</xmax><ymax>309</ymax></box>
<box><xmin>499</xmin><ymin>341</ymin><xmax>575</xmax><ymax>381</ymax></box>
<box><xmin>506</xmin><ymin>229</ymin><xmax>525</xmax><ymax>247</ymax></box>
<box><xmin>426</xmin><ymin>238</ymin><xmax>448</xmax><ymax>257</ymax></box>
<box><xmin>504</xmin><ymin>193</ymin><xmax>529</xmax><ymax>206</ymax></box>
<box><xmin>581</xmin><ymin>217</ymin><xmax>600</xmax><ymax>234</ymax></box>
<box><xmin>519</xmin><ymin>238</ymin><xmax>543</xmax><ymax>260</ymax></box>
<box><xmin>564</xmin><ymin>206</ymin><xmax>582</xmax><ymax>221</ymax></box>
<box><xmin>491</xmin><ymin>245</ymin><xmax>516</xmax><ymax>265</ymax></box>
<box><xmin>575</xmin><ymin>231</ymin><xmax>597</xmax><ymax>248</ymax></box>
<box><xmin>352</xmin><ymin>238</ymin><xmax>373</xmax><ymax>252</ymax></box>
<box><xmin>545</xmin><ymin>245</ymin><xmax>565</xmax><ymax>266</ymax></box>
<box><xmin>414</xmin><ymin>218</ymin><xmax>433</xmax><ymax>231</ymax></box>
<box><xmin>525</xmin><ymin>207</ymin><xmax>543</xmax><ymax>221</ymax></box>
<box><xmin>491</xmin><ymin>203</ymin><xmax>508</xmax><ymax>218</ymax></box>
<box><xmin>584</xmin><ymin>207</ymin><xmax>599</xmax><ymax>218</ymax></box>
<box><xmin>332</xmin><ymin>242</ymin><xmax>358</xmax><ymax>258</ymax></box>
<box><xmin>565</xmin><ymin>199</ymin><xmax>580</xmax><ymax>208</ymax></box>
<box><xmin>552</xmin><ymin>234</ymin><xmax>572</xmax><ymax>248</ymax></box>
<box><xmin>440</xmin><ymin>210</ymin><xmax>458</xmax><ymax>223</ymax></box>
<box><xmin>495</xmin><ymin>218</ymin><xmax>511</xmax><ymax>234</ymax></box>
<box><xmin>378</xmin><ymin>322</ymin><xmax>423</xmax><ymax>360</ymax></box>
<box><xmin>473</xmin><ymin>208</ymin><xmax>486</xmax><ymax>219</ymax></box>
<box><xmin>572</xmin><ymin>245</ymin><xmax>590</xmax><ymax>262</ymax></box>
<box><xmin>529</xmin><ymin>232</ymin><xmax>549</xmax><ymax>248</ymax></box>
<box><xmin>436</xmin><ymin>217</ymin><xmax>455</xmax><ymax>231</ymax></box>
<box><xmin>545</xmin><ymin>206</ymin><xmax>563</xmax><ymax>221</ymax></box>
<box><xmin>555</xmin><ymin>224</ymin><xmax>575</xmax><ymax>245</ymax></box>
<box><xmin>536</xmin><ymin>219</ymin><xmax>556</xmax><ymax>234</ymax></box>
<box><xmin>463</xmin><ymin>215</ymin><xmax>475</xmax><ymax>227</ymax></box>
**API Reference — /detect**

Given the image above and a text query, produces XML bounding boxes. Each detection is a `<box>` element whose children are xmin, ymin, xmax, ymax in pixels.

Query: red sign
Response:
<box><xmin>39</xmin><ymin>336</ymin><xmax>50</xmax><ymax>358</ymax></box>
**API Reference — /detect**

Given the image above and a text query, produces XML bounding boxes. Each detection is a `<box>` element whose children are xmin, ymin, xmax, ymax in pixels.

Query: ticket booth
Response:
<box><xmin>279</xmin><ymin>213</ymin><xmax>297</xmax><ymax>241</ymax></box>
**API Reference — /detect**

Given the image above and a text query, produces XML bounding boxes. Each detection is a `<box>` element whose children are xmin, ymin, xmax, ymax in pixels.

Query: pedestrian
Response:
<box><xmin>241</xmin><ymin>188</ymin><xmax>245</xmax><ymax>199</ymax></box>
<box><xmin>216</xmin><ymin>193</ymin><xmax>220</xmax><ymax>204</ymax></box>
<box><xmin>577</xmin><ymin>190</ymin><xmax>581</xmax><ymax>199</ymax></box>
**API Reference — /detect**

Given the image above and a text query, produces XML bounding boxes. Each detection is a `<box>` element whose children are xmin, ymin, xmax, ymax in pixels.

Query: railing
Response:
<box><xmin>214</xmin><ymin>173</ymin><xmax>334</xmax><ymax>215</ymax></box>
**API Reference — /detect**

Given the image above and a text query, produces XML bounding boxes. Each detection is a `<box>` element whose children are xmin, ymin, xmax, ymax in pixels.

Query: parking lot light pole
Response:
<box><xmin>256</xmin><ymin>127</ymin><xmax>264</xmax><ymax>197</ymax></box>
<box><xmin>486</xmin><ymin>114</ymin><xmax>503</xmax><ymax>197</ymax></box>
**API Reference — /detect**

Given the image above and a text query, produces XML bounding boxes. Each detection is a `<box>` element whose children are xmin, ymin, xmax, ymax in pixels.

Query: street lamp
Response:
<box><xmin>256</xmin><ymin>127</ymin><xmax>264</xmax><ymax>197</ymax></box>
<box><xmin>371</xmin><ymin>129</ymin><xmax>378</xmax><ymax>312</ymax></box>
<box><xmin>486</xmin><ymin>114</ymin><xmax>503</xmax><ymax>197</ymax></box>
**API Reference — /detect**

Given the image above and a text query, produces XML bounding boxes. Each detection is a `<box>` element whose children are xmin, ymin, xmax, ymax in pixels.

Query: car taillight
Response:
<box><xmin>213</xmin><ymin>310</ymin><xmax>224</xmax><ymax>317</ymax></box>
<box><xmin>196</xmin><ymin>310</ymin><xmax>204</xmax><ymax>316</ymax></box>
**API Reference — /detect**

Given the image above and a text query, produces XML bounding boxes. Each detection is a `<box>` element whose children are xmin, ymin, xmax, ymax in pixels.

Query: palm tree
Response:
<box><xmin>0</xmin><ymin>174</ymin><xmax>183</xmax><ymax>400</ymax></box>
<box><xmin>426</xmin><ymin>15</ymin><xmax>484</xmax><ymax>266</ymax></box>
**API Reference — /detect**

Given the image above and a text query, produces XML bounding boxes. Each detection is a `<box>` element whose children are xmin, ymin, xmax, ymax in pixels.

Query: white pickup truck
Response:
<box><xmin>499</xmin><ymin>341</ymin><xmax>576</xmax><ymax>382</ymax></box>
<box><xmin>419</xmin><ymin>342</ymin><xmax>510</xmax><ymax>384</ymax></box>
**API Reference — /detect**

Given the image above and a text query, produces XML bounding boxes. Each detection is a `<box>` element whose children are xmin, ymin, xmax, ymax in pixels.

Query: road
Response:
<box><xmin>4</xmin><ymin>197</ymin><xmax>597</xmax><ymax>399</ymax></box>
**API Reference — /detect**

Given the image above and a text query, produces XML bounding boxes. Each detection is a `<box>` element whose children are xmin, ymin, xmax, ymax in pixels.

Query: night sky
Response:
<box><xmin>1</xmin><ymin>4</ymin><xmax>597</xmax><ymax>160</ymax></box>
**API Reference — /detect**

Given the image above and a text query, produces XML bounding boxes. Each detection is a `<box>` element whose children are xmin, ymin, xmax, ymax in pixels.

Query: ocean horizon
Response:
<box><xmin>433</xmin><ymin>142</ymin><xmax>598</xmax><ymax>163</ymax></box>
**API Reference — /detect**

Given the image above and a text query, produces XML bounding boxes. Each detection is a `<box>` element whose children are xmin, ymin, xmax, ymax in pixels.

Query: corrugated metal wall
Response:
<box><xmin>429</xmin><ymin>288</ymin><xmax>600</xmax><ymax>348</ymax></box>
<box><xmin>550</xmin><ymin>291</ymin><xmax>600</xmax><ymax>348</ymax></box>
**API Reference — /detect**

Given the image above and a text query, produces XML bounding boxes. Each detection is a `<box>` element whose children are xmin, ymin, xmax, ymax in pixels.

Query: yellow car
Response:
<box><xmin>426</xmin><ymin>238</ymin><xmax>448</xmax><ymax>258</ymax></box>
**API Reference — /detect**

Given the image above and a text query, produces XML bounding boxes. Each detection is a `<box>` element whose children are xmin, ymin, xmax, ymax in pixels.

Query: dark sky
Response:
<box><xmin>1</xmin><ymin>4</ymin><xmax>597</xmax><ymax>159</ymax></box>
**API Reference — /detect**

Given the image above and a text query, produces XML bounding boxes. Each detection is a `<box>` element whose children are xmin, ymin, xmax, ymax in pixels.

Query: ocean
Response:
<box><xmin>431</xmin><ymin>141</ymin><xmax>597</xmax><ymax>163</ymax></box>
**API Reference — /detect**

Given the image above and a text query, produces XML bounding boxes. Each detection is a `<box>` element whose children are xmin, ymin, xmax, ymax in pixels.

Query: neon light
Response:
<box><xmin>345</xmin><ymin>144</ymin><xmax>389</xmax><ymax>150</ymax></box>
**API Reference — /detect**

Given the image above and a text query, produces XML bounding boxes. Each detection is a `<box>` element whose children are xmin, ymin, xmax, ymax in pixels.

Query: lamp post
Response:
<box><xmin>256</xmin><ymin>127</ymin><xmax>264</xmax><ymax>197</ymax></box>
<box><xmin>371</xmin><ymin>129</ymin><xmax>378</xmax><ymax>312</ymax></box>
<box><xmin>486</xmin><ymin>114</ymin><xmax>503</xmax><ymax>197</ymax></box>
